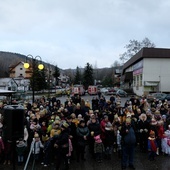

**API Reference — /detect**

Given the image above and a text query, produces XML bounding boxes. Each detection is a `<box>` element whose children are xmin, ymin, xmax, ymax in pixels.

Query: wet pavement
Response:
<box><xmin>1</xmin><ymin>146</ymin><xmax>170</xmax><ymax>170</ymax></box>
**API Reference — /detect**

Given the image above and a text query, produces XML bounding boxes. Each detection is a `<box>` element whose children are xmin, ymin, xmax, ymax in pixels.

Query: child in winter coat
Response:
<box><xmin>16</xmin><ymin>138</ymin><xmax>27</xmax><ymax>165</ymax></box>
<box><xmin>148</xmin><ymin>130</ymin><xmax>158</xmax><ymax>161</ymax></box>
<box><xmin>41</xmin><ymin>135</ymin><xmax>52</xmax><ymax>167</ymax></box>
<box><xmin>94</xmin><ymin>135</ymin><xmax>105</xmax><ymax>163</ymax></box>
<box><xmin>31</xmin><ymin>133</ymin><xmax>44</xmax><ymax>161</ymax></box>
<box><xmin>116</xmin><ymin>130</ymin><xmax>122</xmax><ymax>158</ymax></box>
<box><xmin>0</xmin><ymin>136</ymin><xmax>4</xmax><ymax>163</ymax></box>
<box><xmin>3</xmin><ymin>140</ymin><xmax>12</xmax><ymax>165</ymax></box>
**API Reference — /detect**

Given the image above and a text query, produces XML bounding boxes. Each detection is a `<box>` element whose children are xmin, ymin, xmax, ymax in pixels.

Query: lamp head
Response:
<box><xmin>38</xmin><ymin>64</ymin><xmax>44</xmax><ymax>70</ymax></box>
<box><xmin>24</xmin><ymin>63</ymin><xmax>30</xmax><ymax>69</ymax></box>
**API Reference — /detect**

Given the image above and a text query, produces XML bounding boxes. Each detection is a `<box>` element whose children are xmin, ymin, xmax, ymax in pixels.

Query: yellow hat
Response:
<box><xmin>42</xmin><ymin>134</ymin><xmax>49</xmax><ymax>142</ymax></box>
<box><xmin>126</xmin><ymin>118</ymin><xmax>131</xmax><ymax>124</ymax></box>
<box><xmin>34</xmin><ymin>133</ymin><xmax>39</xmax><ymax>138</ymax></box>
<box><xmin>62</xmin><ymin>122</ymin><xmax>69</xmax><ymax>129</ymax></box>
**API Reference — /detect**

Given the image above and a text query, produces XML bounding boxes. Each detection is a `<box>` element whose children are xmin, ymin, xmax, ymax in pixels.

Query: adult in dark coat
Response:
<box><xmin>88</xmin><ymin>116</ymin><xmax>101</xmax><ymax>158</ymax></box>
<box><xmin>104</xmin><ymin>122</ymin><xmax>115</xmax><ymax>160</ymax></box>
<box><xmin>76</xmin><ymin>120</ymin><xmax>89</xmax><ymax>162</ymax></box>
<box><xmin>54</xmin><ymin>122</ymin><xmax>69</xmax><ymax>170</ymax></box>
<box><xmin>137</xmin><ymin>113</ymin><xmax>149</xmax><ymax>152</ymax></box>
<box><xmin>120</xmin><ymin>118</ymin><xmax>136</xmax><ymax>170</ymax></box>
<box><xmin>66</xmin><ymin>116</ymin><xmax>77</xmax><ymax>160</ymax></box>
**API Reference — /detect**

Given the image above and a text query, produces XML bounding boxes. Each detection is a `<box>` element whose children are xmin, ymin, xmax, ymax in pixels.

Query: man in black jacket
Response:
<box><xmin>120</xmin><ymin>118</ymin><xmax>136</xmax><ymax>170</ymax></box>
<box><xmin>54</xmin><ymin>122</ymin><xmax>69</xmax><ymax>170</ymax></box>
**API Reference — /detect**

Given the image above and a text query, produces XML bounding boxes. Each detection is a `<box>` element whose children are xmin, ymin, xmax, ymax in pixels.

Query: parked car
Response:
<box><xmin>105</xmin><ymin>87</ymin><xmax>117</xmax><ymax>95</ymax></box>
<box><xmin>72</xmin><ymin>85</ymin><xmax>85</xmax><ymax>96</ymax></box>
<box><xmin>56</xmin><ymin>87</ymin><xmax>65</xmax><ymax>96</ymax></box>
<box><xmin>116</xmin><ymin>89</ymin><xmax>127</xmax><ymax>97</ymax></box>
<box><xmin>147</xmin><ymin>92</ymin><xmax>167</xmax><ymax>102</ymax></box>
<box><xmin>100</xmin><ymin>87</ymin><xmax>109</xmax><ymax>94</ymax></box>
<box><xmin>164</xmin><ymin>94</ymin><xmax>170</xmax><ymax>101</ymax></box>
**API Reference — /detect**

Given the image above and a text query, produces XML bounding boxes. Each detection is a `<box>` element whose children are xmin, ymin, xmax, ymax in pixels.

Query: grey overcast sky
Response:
<box><xmin>0</xmin><ymin>0</ymin><xmax>170</xmax><ymax>69</ymax></box>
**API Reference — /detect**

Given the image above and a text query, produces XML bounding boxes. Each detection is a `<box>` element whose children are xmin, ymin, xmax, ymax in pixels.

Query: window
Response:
<box><xmin>133</xmin><ymin>76</ymin><xmax>136</xmax><ymax>87</ymax></box>
<box><xmin>20</xmin><ymin>68</ymin><xmax>23</xmax><ymax>70</ymax></box>
<box><xmin>137</xmin><ymin>75</ymin><xmax>139</xmax><ymax>86</ymax></box>
<box><xmin>139</xmin><ymin>74</ymin><xmax>142</xmax><ymax>86</ymax></box>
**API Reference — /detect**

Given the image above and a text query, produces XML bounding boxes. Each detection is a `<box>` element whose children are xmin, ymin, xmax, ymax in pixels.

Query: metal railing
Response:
<box><xmin>24</xmin><ymin>139</ymin><xmax>35</xmax><ymax>170</ymax></box>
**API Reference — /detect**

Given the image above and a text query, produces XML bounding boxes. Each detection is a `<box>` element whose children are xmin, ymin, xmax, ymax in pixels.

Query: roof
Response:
<box><xmin>9</xmin><ymin>61</ymin><xmax>25</xmax><ymax>71</ymax></box>
<box><xmin>122</xmin><ymin>47</ymin><xmax>170</xmax><ymax>74</ymax></box>
<box><xmin>0</xmin><ymin>78</ymin><xmax>11</xmax><ymax>86</ymax></box>
<box><xmin>0</xmin><ymin>89</ymin><xmax>16</xmax><ymax>96</ymax></box>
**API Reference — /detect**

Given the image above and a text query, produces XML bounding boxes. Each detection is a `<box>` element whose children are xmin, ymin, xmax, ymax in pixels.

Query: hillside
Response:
<box><xmin>0</xmin><ymin>51</ymin><xmax>26</xmax><ymax>77</ymax></box>
<box><xmin>0</xmin><ymin>51</ymin><xmax>118</xmax><ymax>84</ymax></box>
<box><xmin>0</xmin><ymin>51</ymin><xmax>56</xmax><ymax>78</ymax></box>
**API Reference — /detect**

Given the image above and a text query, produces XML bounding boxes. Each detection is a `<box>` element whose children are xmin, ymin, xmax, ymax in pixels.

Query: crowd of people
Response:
<box><xmin>0</xmin><ymin>94</ymin><xmax>170</xmax><ymax>170</ymax></box>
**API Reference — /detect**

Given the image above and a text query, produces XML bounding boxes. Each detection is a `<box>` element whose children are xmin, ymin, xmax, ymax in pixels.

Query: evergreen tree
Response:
<box><xmin>30</xmin><ymin>62</ymin><xmax>46</xmax><ymax>91</ymax></box>
<box><xmin>101</xmin><ymin>66</ymin><xmax>115</xmax><ymax>87</ymax></box>
<box><xmin>53</xmin><ymin>65</ymin><xmax>60</xmax><ymax>85</ymax></box>
<box><xmin>74</xmin><ymin>66</ymin><xmax>82</xmax><ymax>84</ymax></box>
<box><xmin>83</xmin><ymin>63</ymin><xmax>94</xmax><ymax>89</ymax></box>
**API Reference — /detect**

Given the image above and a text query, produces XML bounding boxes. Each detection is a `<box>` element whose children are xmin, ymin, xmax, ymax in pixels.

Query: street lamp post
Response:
<box><xmin>45</xmin><ymin>65</ymin><xmax>52</xmax><ymax>99</ymax></box>
<box><xmin>24</xmin><ymin>55</ymin><xmax>44</xmax><ymax>103</ymax></box>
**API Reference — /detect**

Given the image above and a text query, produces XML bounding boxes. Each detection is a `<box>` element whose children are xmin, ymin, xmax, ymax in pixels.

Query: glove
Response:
<box><xmin>140</xmin><ymin>129</ymin><xmax>143</xmax><ymax>133</ymax></box>
<box><xmin>144</xmin><ymin>129</ymin><xmax>148</xmax><ymax>133</ymax></box>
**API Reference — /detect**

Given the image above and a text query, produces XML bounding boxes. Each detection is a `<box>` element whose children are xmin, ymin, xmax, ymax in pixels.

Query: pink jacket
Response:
<box><xmin>66</xmin><ymin>139</ymin><xmax>73</xmax><ymax>157</ymax></box>
<box><xmin>0</xmin><ymin>137</ymin><xmax>4</xmax><ymax>154</ymax></box>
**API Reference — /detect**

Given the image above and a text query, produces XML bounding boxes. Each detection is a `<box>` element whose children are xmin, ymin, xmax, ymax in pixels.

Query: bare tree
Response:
<box><xmin>120</xmin><ymin>37</ymin><xmax>156</xmax><ymax>63</ymax></box>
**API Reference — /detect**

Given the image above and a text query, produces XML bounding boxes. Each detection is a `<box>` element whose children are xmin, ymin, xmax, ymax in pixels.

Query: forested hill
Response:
<box><xmin>0</xmin><ymin>51</ymin><xmax>57</xmax><ymax>78</ymax></box>
<box><xmin>0</xmin><ymin>51</ymin><xmax>117</xmax><ymax>83</ymax></box>
<box><xmin>0</xmin><ymin>51</ymin><xmax>26</xmax><ymax>77</ymax></box>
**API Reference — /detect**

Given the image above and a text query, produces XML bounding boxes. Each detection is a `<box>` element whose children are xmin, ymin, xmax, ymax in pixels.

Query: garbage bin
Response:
<box><xmin>3</xmin><ymin>105</ymin><xmax>25</xmax><ymax>141</ymax></box>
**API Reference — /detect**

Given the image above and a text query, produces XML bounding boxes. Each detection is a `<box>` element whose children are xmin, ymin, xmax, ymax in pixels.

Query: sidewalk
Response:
<box><xmin>0</xmin><ymin>146</ymin><xmax>170</xmax><ymax>170</ymax></box>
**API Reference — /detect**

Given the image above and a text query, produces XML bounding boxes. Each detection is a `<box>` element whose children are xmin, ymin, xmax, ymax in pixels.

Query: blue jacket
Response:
<box><xmin>121</xmin><ymin>124</ymin><xmax>136</xmax><ymax>145</ymax></box>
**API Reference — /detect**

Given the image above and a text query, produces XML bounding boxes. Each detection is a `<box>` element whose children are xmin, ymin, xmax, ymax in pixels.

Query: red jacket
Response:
<box><xmin>157</xmin><ymin>125</ymin><xmax>164</xmax><ymax>139</ymax></box>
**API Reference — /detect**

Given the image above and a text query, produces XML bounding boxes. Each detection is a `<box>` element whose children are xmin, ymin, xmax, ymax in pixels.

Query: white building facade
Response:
<box><xmin>122</xmin><ymin>48</ymin><xmax>170</xmax><ymax>96</ymax></box>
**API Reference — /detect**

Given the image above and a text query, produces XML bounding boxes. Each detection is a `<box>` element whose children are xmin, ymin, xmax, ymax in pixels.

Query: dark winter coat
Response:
<box><xmin>105</xmin><ymin>129</ymin><xmax>115</xmax><ymax>146</ymax></box>
<box><xmin>88</xmin><ymin>121</ymin><xmax>101</xmax><ymax>137</ymax></box>
<box><xmin>94</xmin><ymin>142</ymin><xmax>105</xmax><ymax>153</ymax></box>
<box><xmin>55</xmin><ymin>129</ymin><xmax>69</xmax><ymax>148</ymax></box>
<box><xmin>121</xmin><ymin>124</ymin><xmax>136</xmax><ymax>146</ymax></box>
<box><xmin>76</xmin><ymin>125</ymin><xmax>89</xmax><ymax>146</ymax></box>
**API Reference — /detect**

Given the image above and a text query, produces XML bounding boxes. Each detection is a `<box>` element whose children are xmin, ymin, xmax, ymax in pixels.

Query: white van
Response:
<box><xmin>88</xmin><ymin>85</ymin><xmax>98</xmax><ymax>95</ymax></box>
<box><xmin>72</xmin><ymin>85</ymin><xmax>85</xmax><ymax>96</ymax></box>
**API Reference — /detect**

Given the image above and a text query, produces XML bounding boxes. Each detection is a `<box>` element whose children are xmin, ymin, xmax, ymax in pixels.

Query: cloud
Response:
<box><xmin>0</xmin><ymin>0</ymin><xmax>170</xmax><ymax>69</ymax></box>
